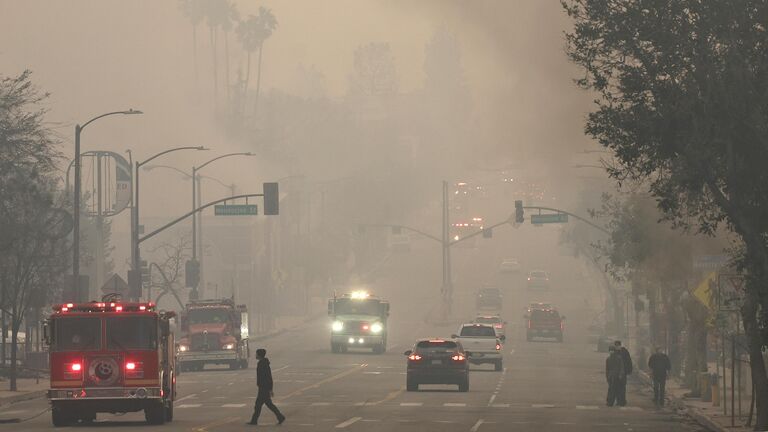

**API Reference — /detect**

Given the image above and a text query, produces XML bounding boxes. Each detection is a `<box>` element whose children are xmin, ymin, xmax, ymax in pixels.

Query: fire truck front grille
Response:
<box><xmin>191</xmin><ymin>333</ymin><xmax>220</xmax><ymax>351</ymax></box>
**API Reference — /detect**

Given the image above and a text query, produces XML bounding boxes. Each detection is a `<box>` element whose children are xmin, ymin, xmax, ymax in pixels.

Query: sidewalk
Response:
<box><xmin>0</xmin><ymin>377</ymin><xmax>48</xmax><ymax>408</ymax></box>
<box><xmin>638</xmin><ymin>370</ymin><xmax>752</xmax><ymax>432</ymax></box>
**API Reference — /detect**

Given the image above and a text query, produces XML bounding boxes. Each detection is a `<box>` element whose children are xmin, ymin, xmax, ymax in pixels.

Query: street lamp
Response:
<box><xmin>72</xmin><ymin>109</ymin><xmax>142</xmax><ymax>301</ymax></box>
<box><xmin>191</xmin><ymin>152</ymin><xmax>254</xmax><ymax>299</ymax></box>
<box><xmin>130</xmin><ymin>146</ymin><xmax>208</xmax><ymax>300</ymax></box>
<box><xmin>143</xmin><ymin>165</ymin><xmax>236</xmax><ymax>195</ymax></box>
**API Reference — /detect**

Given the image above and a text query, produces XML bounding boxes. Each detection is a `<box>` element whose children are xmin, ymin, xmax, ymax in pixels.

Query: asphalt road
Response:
<box><xmin>0</xmin><ymin>224</ymin><xmax>708</xmax><ymax>431</ymax></box>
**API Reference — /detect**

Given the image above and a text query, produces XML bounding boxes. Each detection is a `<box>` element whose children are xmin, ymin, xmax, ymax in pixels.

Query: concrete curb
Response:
<box><xmin>0</xmin><ymin>389</ymin><xmax>47</xmax><ymax>408</ymax></box>
<box><xmin>636</xmin><ymin>370</ymin><xmax>726</xmax><ymax>432</ymax></box>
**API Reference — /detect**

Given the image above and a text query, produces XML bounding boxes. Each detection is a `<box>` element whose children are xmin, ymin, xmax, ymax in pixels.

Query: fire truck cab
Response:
<box><xmin>44</xmin><ymin>301</ymin><xmax>176</xmax><ymax>426</ymax></box>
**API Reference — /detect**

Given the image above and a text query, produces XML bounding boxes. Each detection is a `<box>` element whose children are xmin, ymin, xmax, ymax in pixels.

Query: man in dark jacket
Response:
<box><xmin>248</xmin><ymin>349</ymin><xmax>286</xmax><ymax>425</ymax></box>
<box><xmin>606</xmin><ymin>346</ymin><xmax>626</xmax><ymax>406</ymax></box>
<box><xmin>614</xmin><ymin>340</ymin><xmax>632</xmax><ymax>406</ymax></box>
<box><xmin>648</xmin><ymin>347</ymin><xmax>671</xmax><ymax>406</ymax></box>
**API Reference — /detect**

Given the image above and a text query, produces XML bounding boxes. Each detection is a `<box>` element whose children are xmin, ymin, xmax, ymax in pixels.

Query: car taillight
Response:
<box><xmin>125</xmin><ymin>361</ymin><xmax>144</xmax><ymax>379</ymax></box>
<box><xmin>408</xmin><ymin>354</ymin><xmax>422</xmax><ymax>361</ymax></box>
<box><xmin>494</xmin><ymin>324</ymin><xmax>503</xmax><ymax>329</ymax></box>
<box><xmin>451</xmin><ymin>354</ymin><xmax>465</xmax><ymax>361</ymax></box>
<box><xmin>495</xmin><ymin>343</ymin><xmax>501</xmax><ymax>350</ymax></box>
<box><xmin>64</xmin><ymin>362</ymin><xmax>82</xmax><ymax>379</ymax></box>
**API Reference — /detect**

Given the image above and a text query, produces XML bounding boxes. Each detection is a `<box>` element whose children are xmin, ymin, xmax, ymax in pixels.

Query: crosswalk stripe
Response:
<box><xmin>335</xmin><ymin>417</ymin><xmax>362</xmax><ymax>428</ymax></box>
<box><xmin>491</xmin><ymin>403</ymin><xmax>510</xmax><ymax>408</ymax></box>
<box><xmin>576</xmin><ymin>405</ymin><xmax>599</xmax><ymax>410</ymax></box>
<box><xmin>221</xmin><ymin>404</ymin><xmax>246</xmax><ymax>408</ymax></box>
<box><xmin>311</xmin><ymin>402</ymin><xmax>332</xmax><ymax>406</ymax></box>
<box><xmin>620</xmin><ymin>406</ymin><xmax>643</xmax><ymax>411</ymax></box>
<box><xmin>399</xmin><ymin>402</ymin><xmax>423</xmax><ymax>406</ymax></box>
<box><xmin>532</xmin><ymin>404</ymin><xmax>555</xmax><ymax>408</ymax></box>
<box><xmin>443</xmin><ymin>403</ymin><xmax>466</xmax><ymax>407</ymax></box>
<box><xmin>177</xmin><ymin>404</ymin><xmax>202</xmax><ymax>409</ymax></box>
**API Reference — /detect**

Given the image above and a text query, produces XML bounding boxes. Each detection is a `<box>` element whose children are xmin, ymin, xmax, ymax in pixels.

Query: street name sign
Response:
<box><xmin>530</xmin><ymin>213</ymin><xmax>568</xmax><ymax>224</ymax></box>
<box><xmin>214</xmin><ymin>204</ymin><xmax>258</xmax><ymax>216</ymax></box>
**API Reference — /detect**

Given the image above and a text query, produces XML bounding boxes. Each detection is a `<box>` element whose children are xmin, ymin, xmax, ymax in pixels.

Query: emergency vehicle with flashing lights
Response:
<box><xmin>328</xmin><ymin>291</ymin><xmax>389</xmax><ymax>354</ymax></box>
<box><xmin>176</xmin><ymin>298</ymin><xmax>250</xmax><ymax>371</ymax></box>
<box><xmin>44</xmin><ymin>300</ymin><xmax>176</xmax><ymax>426</ymax></box>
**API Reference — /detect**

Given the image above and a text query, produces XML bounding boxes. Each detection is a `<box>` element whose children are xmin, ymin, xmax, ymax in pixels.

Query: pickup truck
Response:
<box><xmin>452</xmin><ymin>323</ymin><xmax>504</xmax><ymax>371</ymax></box>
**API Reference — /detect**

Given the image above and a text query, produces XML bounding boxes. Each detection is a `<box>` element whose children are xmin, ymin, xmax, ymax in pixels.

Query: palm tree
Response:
<box><xmin>178</xmin><ymin>0</ymin><xmax>206</xmax><ymax>83</ymax></box>
<box><xmin>236</xmin><ymin>7</ymin><xmax>278</xmax><ymax>116</ymax></box>
<box><xmin>219</xmin><ymin>1</ymin><xmax>239</xmax><ymax>109</ymax></box>
<box><xmin>204</xmin><ymin>0</ymin><xmax>231</xmax><ymax>111</ymax></box>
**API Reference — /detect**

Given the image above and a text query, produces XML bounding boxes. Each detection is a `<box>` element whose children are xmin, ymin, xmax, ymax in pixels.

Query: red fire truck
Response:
<box><xmin>177</xmin><ymin>298</ymin><xmax>249</xmax><ymax>371</ymax></box>
<box><xmin>44</xmin><ymin>301</ymin><xmax>177</xmax><ymax>426</ymax></box>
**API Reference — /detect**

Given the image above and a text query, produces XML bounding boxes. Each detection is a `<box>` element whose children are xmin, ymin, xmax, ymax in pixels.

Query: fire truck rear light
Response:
<box><xmin>66</xmin><ymin>303</ymin><xmax>74</xmax><ymax>308</ymax></box>
<box><xmin>61</xmin><ymin>307</ymin><xmax>69</xmax><ymax>312</ymax></box>
<box><xmin>126</xmin><ymin>362</ymin><xmax>136</xmax><ymax>370</ymax></box>
<box><xmin>139</xmin><ymin>305</ymin><xmax>146</xmax><ymax>311</ymax></box>
<box><xmin>71</xmin><ymin>363</ymin><xmax>81</xmax><ymax>372</ymax></box>
<box><xmin>115</xmin><ymin>305</ymin><xmax>123</xmax><ymax>312</ymax></box>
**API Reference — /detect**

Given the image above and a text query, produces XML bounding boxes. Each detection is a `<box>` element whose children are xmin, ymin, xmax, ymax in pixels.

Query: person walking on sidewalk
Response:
<box><xmin>614</xmin><ymin>340</ymin><xmax>632</xmax><ymax>406</ymax></box>
<box><xmin>606</xmin><ymin>345</ymin><xmax>626</xmax><ymax>407</ymax></box>
<box><xmin>248</xmin><ymin>349</ymin><xmax>286</xmax><ymax>426</ymax></box>
<box><xmin>648</xmin><ymin>347</ymin><xmax>671</xmax><ymax>407</ymax></box>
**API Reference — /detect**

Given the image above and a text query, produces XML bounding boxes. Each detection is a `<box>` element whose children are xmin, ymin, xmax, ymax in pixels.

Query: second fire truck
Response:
<box><xmin>328</xmin><ymin>291</ymin><xmax>390</xmax><ymax>354</ymax></box>
<box><xmin>177</xmin><ymin>298</ymin><xmax>250</xmax><ymax>371</ymax></box>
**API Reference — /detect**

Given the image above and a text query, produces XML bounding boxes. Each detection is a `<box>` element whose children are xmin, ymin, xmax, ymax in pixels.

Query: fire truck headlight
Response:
<box><xmin>370</xmin><ymin>323</ymin><xmax>383</xmax><ymax>333</ymax></box>
<box><xmin>332</xmin><ymin>321</ymin><xmax>344</xmax><ymax>332</ymax></box>
<box><xmin>178</xmin><ymin>345</ymin><xmax>189</xmax><ymax>352</ymax></box>
<box><xmin>223</xmin><ymin>343</ymin><xmax>235</xmax><ymax>350</ymax></box>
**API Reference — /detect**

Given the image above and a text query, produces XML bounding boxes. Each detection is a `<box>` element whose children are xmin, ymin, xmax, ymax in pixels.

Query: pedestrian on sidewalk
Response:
<box><xmin>606</xmin><ymin>345</ymin><xmax>626</xmax><ymax>407</ymax></box>
<box><xmin>648</xmin><ymin>347</ymin><xmax>671</xmax><ymax>407</ymax></box>
<box><xmin>614</xmin><ymin>340</ymin><xmax>632</xmax><ymax>406</ymax></box>
<box><xmin>248</xmin><ymin>349</ymin><xmax>286</xmax><ymax>426</ymax></box>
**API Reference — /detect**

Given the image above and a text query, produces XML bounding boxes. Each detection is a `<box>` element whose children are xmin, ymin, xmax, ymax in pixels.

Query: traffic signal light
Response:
<box><xmin>515</xmin><ymin>200</ymin><xmax>524</xmax><ymax>223</ymax></box>
<box><xmin>482</xmin><ymin>228</ymin><xmax>493</xmax><ymax>238</ymax></box>
<box><xmin>263</xmin><ymin>182</ymin><xmax>279</xmax><ymax>215</ymax></box>
<box><xmin>185</xmin><ymin>259</ymin><xmax>200</xmax><ymax>288</ymax></box>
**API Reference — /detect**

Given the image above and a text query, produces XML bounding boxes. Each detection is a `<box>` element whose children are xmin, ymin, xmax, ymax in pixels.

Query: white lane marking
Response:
<box><xmin>470</xmin><ymin>419</ymin><xmax>484</xmax><ymax>432</ymax></box>
<box><xmin>532</xmin><ymin>404</ymin><xmax>555</xmax><ymax>408</ymax></box>
<box><xmin>400</xmin><ymin>402</ymin><xmax>423</xmax><ymax>406</ymax></box>
<box><xmin>554</xmin><ymin>422</ymin><xmax>576</xmax><ymax>425</ymax></box>
<box><xmin>221</xmin><ymin>403</ymin><xmax>246</xmax><ymax>408</ymax></box>
<box><xmin>491</xmin><ymin>403</ymin><xmax>510</xmax><ymax>408</ymax></box>
<box><xmin>0</xmin><ymin>410</ymin><xmax>26</xmax><ymax>415</ymax></box>
<box><xmin>175</xmin><ymin>393</ymin><xmax>197</xmax><ymax>403</ymax></box>
<box><xmin>620</xmin><ymin>406</ymin><xmax>643</xmax><ymax>411</ymax></box>
<box><xmin>444</xmin><ymin>403</ymin><xmax>466</xmax><ymax>407</ymax></box>
<box><xmin>272</xmin><ymin>365</ymin><xmax>290</xmax><ymax>373</ymax></box>
<box><xmin>361</xmin><ymin>419</ymin><xmax>380</xmax><ymax>422</ymax></box>
<box><xmin>177</xmin><ymin>404</ymin><xmax>202</xmax><ymax>409</ymax></box>
<box><xmin>311</xmin><ymin>402</ymin><xmax>332</xmax><ymax>406</ymax></box>
<box><xmin>488</xmin><ymin>394</ymin><xmax>496</xmax><ymax>406</ymax></box>
<box><xmin>363</xmin><ymin>372</ymin><xmax>382</xmax><ymax>375</ymax></box>
<box><xmin>227</xmin><ymin>382</ymin><xmax>234</xmax><ymax>385</ymax></box>
<box><xmin>335</xmin><ymin>417</ymin><xmax>362</xmax><ymax>428</ymax></box>
<box><xmin>213</xmin><ymin>396</ymin><xmax>226</xmax><ymax>399</ymax></box>
<box><xmin>576</xmin><ymin>405</ymin><xmax>599</xmax><ymax>410</ymax></box>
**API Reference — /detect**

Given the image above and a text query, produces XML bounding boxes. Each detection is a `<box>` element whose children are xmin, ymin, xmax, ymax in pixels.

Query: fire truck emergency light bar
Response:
<box><xmin>53</xmin><ymin>302</ymin><xmax>156</xmax><ymax>313</ymax></box>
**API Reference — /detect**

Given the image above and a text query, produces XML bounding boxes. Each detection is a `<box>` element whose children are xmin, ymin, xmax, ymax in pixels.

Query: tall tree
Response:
<box><xmin>0</xmin><ymin>71</ymin><xmax>69</xmax><ymax>391</ymax></box>
<box><xmin>236</xmin><ymin>7</ymin><xmax>278</xmax><ymax>116</ymax></box>
<box><xmin>563</xmin><ymin>0</ymin><xmax>768</xmax><ymax>426</ymax></box>
<box><xmin>348</xmin><ymin>42</ymin><xmax>398</xmax><ymax>96</ymax></box>
<box><xmin>178</xmin><ymin>0</ymin><xmax>206</xmax><ymax>84</ymax></box>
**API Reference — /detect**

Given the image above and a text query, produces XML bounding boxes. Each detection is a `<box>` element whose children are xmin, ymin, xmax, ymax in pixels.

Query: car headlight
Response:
<box><xmin>332</xmin><ymin>321</ymin><xmax>344</xmax><ymax>332</ymax></box>
<box><xmin>370</xmin><ymin>323</ymin><xmax>383</xmax><ymax>333</ymax></box>
<box><xmin>222</xmin><ymin>343</ymin><xmax>235</xmax><ymax>350</ymax></box>
<box><xmin>178</xmin><ymin>345</ymin><xmax>188</xmax><ymax>352</ymax></box>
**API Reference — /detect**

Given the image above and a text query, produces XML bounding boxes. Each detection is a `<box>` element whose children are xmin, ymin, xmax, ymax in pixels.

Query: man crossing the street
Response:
<box><xmin>248</xmin><ymin>348</ymin><xmax>286</xmax><ymax>426</ymax></box>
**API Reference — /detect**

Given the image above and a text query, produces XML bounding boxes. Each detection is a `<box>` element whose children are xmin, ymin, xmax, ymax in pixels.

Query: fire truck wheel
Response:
<box><xmin>145</xmin><ymin>401</ymin><xmax>166</xmax><ymax>425</ymax></box>
<box><xmin>164</xmin><ymin>399</ymin><xmax>174</xmax><ymax>422</ymax></box>
<box><xmin>51</xmin><ymin>405</ymin><xmax>73</xmax><ymax>427</ymax></box>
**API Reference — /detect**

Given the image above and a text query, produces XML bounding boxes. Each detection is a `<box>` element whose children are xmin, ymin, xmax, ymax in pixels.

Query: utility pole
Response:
<box><xmin>442</xmin><ymin>180</ymin><xmax>452</xmax><ymax>319</ymax></box>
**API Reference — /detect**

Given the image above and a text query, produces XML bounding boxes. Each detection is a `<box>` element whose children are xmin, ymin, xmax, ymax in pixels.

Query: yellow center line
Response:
<box><xmin>365</xmin><ymin>385</ymin><xmax>405</xmax><ymax>405</ymax></box>
<box><xmin>276</xmin><ymin>363</ymin><xmax>368</xmax><ymax>401</ymax></box>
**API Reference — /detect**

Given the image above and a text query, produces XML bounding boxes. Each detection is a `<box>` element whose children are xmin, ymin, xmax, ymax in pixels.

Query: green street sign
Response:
<box><xmin>530</xmin><ymin>213</ymin><xmax>568</xmax><ymax>224</ymax></box>
<box><xmin>214</xmin><ymin>204</ymin><xmax>258</xmax><ymax>216</ymax></box>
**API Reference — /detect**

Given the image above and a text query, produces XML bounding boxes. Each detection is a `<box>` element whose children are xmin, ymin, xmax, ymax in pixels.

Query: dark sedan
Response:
<box><xmin>404</xmin><ymin>339</ymin><xmax>469</xmax><ymax>392</ymax></box>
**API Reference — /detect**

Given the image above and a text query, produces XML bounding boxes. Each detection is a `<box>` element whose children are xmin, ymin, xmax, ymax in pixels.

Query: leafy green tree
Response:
<box><xmin>563</xmin><ymin>0</ymin><xmax>768</xmax><ymax>425</ymax></box>
<box><xmin>0</xmin><ymin>71</ymin><xmax>69</xmax><ymax>391</ymax></box>
<box><xmin>236</xmin><ymin>6</ymin><xmax>278</xmax><ymax>116</ymax></box>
